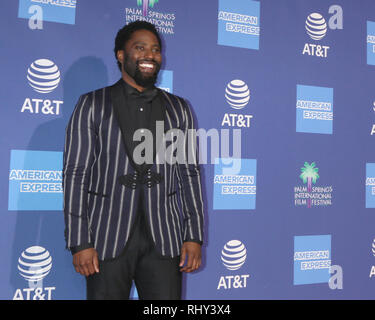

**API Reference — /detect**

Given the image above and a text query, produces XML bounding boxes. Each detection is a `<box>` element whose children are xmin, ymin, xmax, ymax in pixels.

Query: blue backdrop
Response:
<box><xmin>1</xmin><ymin>0</ymin><xmax>375</xmax><ymax>300</ymax></box>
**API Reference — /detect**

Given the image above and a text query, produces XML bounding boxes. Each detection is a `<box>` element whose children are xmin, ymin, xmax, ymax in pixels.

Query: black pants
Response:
<box><xmin>86</xmin><ymin>197</ymin><xmax>182</xmax><ymax>300</ymax></box>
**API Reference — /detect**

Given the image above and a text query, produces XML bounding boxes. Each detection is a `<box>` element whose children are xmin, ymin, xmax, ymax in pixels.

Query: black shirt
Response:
<box><xmin>121</xmin><ymin>79</ymin><xmax>157</xmax><ymax>138</ymax></box>
<box><xmin>121</xmin><ymin>80</ymin><xmax>158</xmax><ymax>171</ymax></box>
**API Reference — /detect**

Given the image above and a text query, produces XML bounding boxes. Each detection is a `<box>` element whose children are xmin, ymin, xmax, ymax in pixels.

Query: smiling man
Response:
<box><xmin>63</xmin><ymin>21</ymin><xmax>205</xmax><ymax>300</ymax></box>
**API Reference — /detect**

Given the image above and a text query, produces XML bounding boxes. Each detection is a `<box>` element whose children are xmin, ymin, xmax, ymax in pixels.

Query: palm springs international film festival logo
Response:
<box><xmin>13</xmin><ymin>246</ymin><xmax>56</xmax><ymax>300</ymax></box>
<box><xmin>217</xmin><ymin>240</ymin><xmax>250</xmax><ymax>290</ymax></box>
<box><xmin>137</xmin><ymin>0</ymin><xmax>158</xmax><ymax>16</ymax></box>
<box><xmin>294</xmin><ymin>162</ymin><xmax>333</xmax><ymax>208</ymax></box>
<box><xmin>126</xmin><ymin>0</ymin><xmax>176</xmax><ymax>35</ymax></box>
<box><xmin>21</xmin><ymin>58</ymin><xmax>63</xmax><ymax>116</ymax></box>
<box><xmin>302</xmin><ymin>5</ymin><xmax>343</xmax><ymax>58</ymax></box>
<box><xmin>218</xmin><ymin>0</ymin><xmax>260</xmax><ymax>50</ymax></box>
<box><xmin>221</xmin><ymin>79</ymin><xmax>253</xmax><ymax>129</ymax></box>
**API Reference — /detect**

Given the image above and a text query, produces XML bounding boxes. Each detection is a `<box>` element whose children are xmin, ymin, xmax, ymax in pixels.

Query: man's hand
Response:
<box><xmin>179</xmin><ymin>242</ymin><xmax>202</xmax><ymax>273</ymax></box>
<box><xmin>73</xmin><ymin>248</ymin><xmax>99</xmax><ymax>276</ymax></box>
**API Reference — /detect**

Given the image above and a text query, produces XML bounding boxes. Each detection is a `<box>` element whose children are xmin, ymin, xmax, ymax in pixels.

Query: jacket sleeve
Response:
<box><xmin>176</xmin><ymin>98</ymin><xmax>204</xmax><ymax>245</ymax></box>
<box><xmin>63</xmin><ymin>93</ymin><xmax>96</xmax><ymax>251</ymax></box>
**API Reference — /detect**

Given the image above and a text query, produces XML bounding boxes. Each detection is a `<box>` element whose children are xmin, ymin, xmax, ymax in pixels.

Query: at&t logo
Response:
<box><xmin>18</xmin><ymin>246</ymin><xmax>52</xmax><ymax>282</ymax></box>
<box><xmin>27</xmin><ymin>59</ymin><xmax>61</xmax><ymax>93</ymax></box>
<box><xmin>225</xmin><ymin>80</ymin><xmax>250</xmax><ymax>110</ymax></box>
<box><xmin>13</xmin><ymin>246</ymin><xmax>56</xmax><ymax>300</ymax></box>
<box><xmin>369</xmin><ymin>239</ymin><xmax>375</xmax><ymax>278</ymax></box>
<box><xmin>302</xmin><ymin>5</ymin><xmax>343</xmax><ymax>58</ymax></box>
<box><xmin>221</xmin><ymin>240</ymin><xmax>247</xmax><ymax>270</ymax></box>
<box><xmin>21</xmin><ymin>58</ymin><xmax>63</xmax><ymax>116</ymax></box>
<box><xmin>221</xmin><ymin>80</ymin><xmax>253</xmax><ymax>128</ymax></box>
<box><xmin>217</xmin><ymin>240</ymin><xmax>250</xmax><ymax>290</ymax></box>
<box><xmin>370</xmin><ymin>101</ymin><xmax>375</xmax><ymax>136</ymax></box>
<box><xmin>305</xmin><ymin>13</ymin><xmax>327</xmax><ymax>41</ymax></box>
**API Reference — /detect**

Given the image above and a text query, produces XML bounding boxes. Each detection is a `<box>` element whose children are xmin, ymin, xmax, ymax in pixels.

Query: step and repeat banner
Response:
<box><xmin>1</xmin><ymin>0</ymin><xmax>375</xmax><ymax>300</ymax></box>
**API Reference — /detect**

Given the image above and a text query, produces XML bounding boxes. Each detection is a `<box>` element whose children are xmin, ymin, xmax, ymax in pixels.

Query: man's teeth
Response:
<box><xmin>139</xmin><ymin>63</ymin><xmax>154</xmax><ymax>68</ymax></box>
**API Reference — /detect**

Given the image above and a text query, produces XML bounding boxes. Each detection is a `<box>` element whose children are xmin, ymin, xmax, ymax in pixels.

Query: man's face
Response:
<box><xmin>121</xmin><ymin>29</ymin><xmax>162</xmax><ymax>89</ymax></box>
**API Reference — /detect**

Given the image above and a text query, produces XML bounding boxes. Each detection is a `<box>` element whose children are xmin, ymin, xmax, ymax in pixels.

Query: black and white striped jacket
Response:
<box><xmin>63</xmin><ymin>80</ymin><xmax>204</xmax><ymax>260</ymax></box>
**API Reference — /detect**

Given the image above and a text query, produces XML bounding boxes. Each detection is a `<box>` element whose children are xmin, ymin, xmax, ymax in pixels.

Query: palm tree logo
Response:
<box><xmin>299</xmin><ymin>162</ymin><xmax>319</xmax><ymax>208</ymax></box>
<box><xmin>137</xmin><ymin>0</ymin><xmax>159</xmax><ymax>16</ymax></box>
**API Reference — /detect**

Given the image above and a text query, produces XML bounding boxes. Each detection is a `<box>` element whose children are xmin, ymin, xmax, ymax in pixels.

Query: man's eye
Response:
<box><xmin>136</xmin><ymin>46</ymin><xmax>144</xmax><ymax>51</ymax></box>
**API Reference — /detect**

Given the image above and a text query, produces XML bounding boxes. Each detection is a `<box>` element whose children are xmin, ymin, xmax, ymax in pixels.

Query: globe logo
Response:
<box><xmin>221</xmin><ymin>240</ymin><xmax>247</xmax><ymax>271</ymax></box>
<box><xmin>305</xmin><ymin>13</ymin><xmax>327</xmax><ymax>40</ymax></box>
<box><xmin>27</xmin><ymin>59</ymin><xmax>61</xmax><ymax>94</ymax></box>
<box><xmin>18</xmin><ymin>246</ymin><xmax>52</xmax><ymax>282</ymax></box>
<box><xmin>372</xmin><ymin>239</ymin><xmax>375</xmax><ymax>256</ymax></box>
<box><xmin>225</xmin><ymin>80</ymin><xmax>250</xmax><ymax>110</ymax></box>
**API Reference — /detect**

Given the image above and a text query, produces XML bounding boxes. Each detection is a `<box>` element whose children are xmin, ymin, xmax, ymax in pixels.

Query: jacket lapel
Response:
<box><xmin>147</xmin><ymin>89</ymin><xmax>181</xmax><ymax>170</ymax></box>
<box><xmin>145</xmin><ymin>89</ymin><xmax>166</xmax><ymax>171</ymax></box>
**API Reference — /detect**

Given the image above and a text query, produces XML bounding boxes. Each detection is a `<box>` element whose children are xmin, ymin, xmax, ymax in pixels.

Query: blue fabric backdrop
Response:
<box><xmin>1</xmin><ymin>0</ymin><xmax>375</xmax><ymax>299</ymax></box>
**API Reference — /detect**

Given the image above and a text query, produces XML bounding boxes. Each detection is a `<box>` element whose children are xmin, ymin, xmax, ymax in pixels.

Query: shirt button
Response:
<box><xmin>140</xmin><ymin>107</ymin><xmax>143</xmax><ymax>111</ymax></box>
<box><xmin>140</xmin><ymin>129</ymin><xmax>144</xmax><ymax>133</ymax></box>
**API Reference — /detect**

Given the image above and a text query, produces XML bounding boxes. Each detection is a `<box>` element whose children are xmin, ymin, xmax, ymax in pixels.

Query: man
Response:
<box><xmin>63</xmin><ymin>21</ymin><xmax>204</xmax><ymax>300</ymax></box>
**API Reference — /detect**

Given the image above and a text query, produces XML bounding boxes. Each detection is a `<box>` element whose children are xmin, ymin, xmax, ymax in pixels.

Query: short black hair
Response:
<box><xmin>114</xmin><ymin>21</ymin><xmax>162</xmax><ymax>71</ymax></box>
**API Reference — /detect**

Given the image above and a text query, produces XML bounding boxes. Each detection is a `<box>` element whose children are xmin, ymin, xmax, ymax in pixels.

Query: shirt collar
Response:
<box><xmin>121</xmin><ymin>79</ymin><xmax>158</xmax><ymax>103</ymax></box>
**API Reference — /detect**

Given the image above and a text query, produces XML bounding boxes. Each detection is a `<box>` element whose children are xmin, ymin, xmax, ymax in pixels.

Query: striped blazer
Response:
<box><xmin>63</xmin><ymin>80</ymin><xmax>204</xmax><ymax>260</ymax></box>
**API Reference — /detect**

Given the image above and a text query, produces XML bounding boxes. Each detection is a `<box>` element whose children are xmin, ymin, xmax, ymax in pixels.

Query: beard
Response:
<box><xmin>123</xmin><ymin>54</ymin><xmax>161</xmax><ymax>88</ymax></box>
